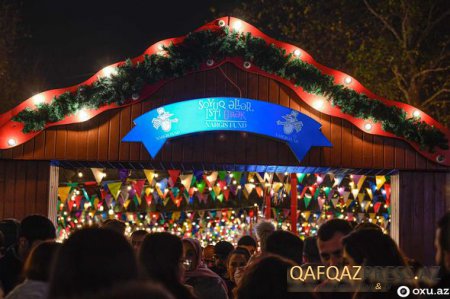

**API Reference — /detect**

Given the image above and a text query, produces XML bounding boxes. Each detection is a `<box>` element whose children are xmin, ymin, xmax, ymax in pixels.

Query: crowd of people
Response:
<box><xmin>0</xmin><ymin>211</ymin><xmax>449</xmax><ymax>299</ymax></box>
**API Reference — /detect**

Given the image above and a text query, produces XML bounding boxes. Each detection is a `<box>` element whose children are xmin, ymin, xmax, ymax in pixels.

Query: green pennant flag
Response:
<box><xmin>196</xmin><ymin>181</ymin><xmax>206</xmax><ymax>193</ymax></box>
<box><xmin>323</xmin><ymin>187</ymin><xmax>331</xmax><ymax>197</ymax></box>
<box><xmin>217</xmin><ymin>194</ymin><xmax>224</xmax><ymax>202</ymax></box>
<box><xmin>232</xmin><ymin>172</ymin><xmax>242</xmax><ymax>182</ymax></box>
<box><xmin>218</xmin><ymin>171</ymin><xmax>227</xmax><ymax>181</ymax></box>
<box><xmin>210</xmin><ymin>189</ymin><xmax>216</xmax><ymax>201</ymax></box>
<box><xmin>297</xmin><ymin>173</ymin><xmax>306</xmax><ymax>183</ymax></box>
<box><xmin>304</xmin><ymin>196</ymin><xmax>312</xmax><ymax>208</ymax></box>
<box><xmin>172</xmin><ymin>187</ymin><xmax>180</xmax><ymax>198</ymax></box>
<box><xmin>190</xmin><ymin>175</ymin><xmax>197</xmax><ymax>187</ymax></box>
<box><xmin>313</xmin><ymin>188</ymin><xmax>321</xmax><ymax>200</ymax></box>
<box><xmin>133</xmin><ymin>195</ymin><xmax>140</xmax><ymax>207</ymax></box>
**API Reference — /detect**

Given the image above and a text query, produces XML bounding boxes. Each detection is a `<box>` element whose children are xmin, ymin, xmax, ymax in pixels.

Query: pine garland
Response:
<box><xmin>12</xmin><ymin>27</ymin><xmax>448</xmax><ymax>152</ymax></box>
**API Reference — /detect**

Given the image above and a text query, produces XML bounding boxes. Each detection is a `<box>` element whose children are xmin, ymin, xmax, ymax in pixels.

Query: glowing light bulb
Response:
<box><xmin>313</xmin><ymin>99</ymin><xmax>325</xmax><ymax>110</ymax></box>
<box><xmin>293</xmin><ymin>49</ymin><xmax>301</xmax><ymax>57</ymax></box>
<box><xmin>33</xmin><ymin>94</ymin><xmax>45</xmax><ymax>105</ymax></box>
<box><xmin>102</xmin><ymin>66</ymin><xmax>117</xmax><ymax>78</ymax></box>
<box><xmin>155</xmin><ymin>174</ymin><xmax>159</xmax><ymax>178</ymax></box>
<box><xmin>127</xmin><ymin>186</ymin><xmax>132</xmax><ymax>191</ymax></box>
<box><xmin>412</xmin><ymin>110</ymin><xmax>421</xmax><ymax>118</ymax></box>
<box><xmin>77</xmin><ymin>110</ymin><xmax>89</xmax><ymax>121</ymax></box>
<box><xmin>7</xmin><ymin>138</ymin><xmax>16</xmax><ymax>146</ymax></box>
<box><xmin>233</xmin><ymin>21</ymin><xmax>242</xmax><ymax>31</ymax></box>
<box><xmin>344</xmin><ymin>76</ymin><xmax>352</xmax><ymax>84</ymax></box>
<box><xmin>364</xmin><ymin>123</ymin><xmax>373</xmax><ymax>131</ymax></box>
<box><xmin>77</xmin><ymin>172</ymin><xmax>83</xmax><ymax>178</ymax></box>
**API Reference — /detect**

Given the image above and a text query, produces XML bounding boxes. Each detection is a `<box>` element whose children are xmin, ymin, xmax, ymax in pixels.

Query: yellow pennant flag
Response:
<box><xmin>357</xmin><ymin>193</ymin><xmax>365</xmax><ymax>204</ymax></box>
<box><xmin>351</xmin><ymin>188</ymin><xmax>360</xmax><ymax>200</ymax></box>
<box><xmin>107</xmin><ymin>182</ymin><xmax>122</xmax><ymax>200</ymax></box>
<box><xmin>366</xmin><ymin>188</ymin><xmax>373</xmax><ymax>200</ymax></box>
<box><xmin>144</xmin><ymin>170</ymin><xmax>155</xmax><ymax>184</ymax></box>
<box><xmin>172</xmin><ymin>211</ymin><xmax>181</xmax><ymax>221</ymax></box>
<box><xmin>91</xmin><ymin>168</ymin><xmax>105</xmax><ymax>185</ymax></box>
<box><xmin>244</xmin><ymin>183</ymin><xmax>255</xmax><ymax>195</ymax></box>
<box><xmin>123</xmin><ymin>199</ymin><xmax>131</xmax><ymax>210</ymax></box>
<box><xmin>284</xmin><ymin>183</ymin><xmax>291</xmax><ymax>194</ymax></box>
<box><xmin>356</xmin><ymin>175</ymin><xmax>366</xmax><ymax>191</ymax></box>
<box><xmin>145</xmin><ymin>187</ymin><xmax>152</xmax><ymax>196</ymax></box>
<box><xmin>303</xmin><ymin>211</ymin><xmax>311</xmax><ymax>220</ymax></box>
<box><xmin>376</xmin><ymin>176</ymin><xmax>386</xmax><ymax>190</ymax></box>
<box><xmin>58</xmin><ymin>186</ymin><xmax>71</xmax><ymax>203</ymax></box>
<box><xmin>272</xmin><ymin>182</ymin><xmax>283</xmax><ymax>193</ymax></box>
<box><xmin>180</xmin><ymin>174</ymin><xmax>193</xmax><ymax>190</ymax></box>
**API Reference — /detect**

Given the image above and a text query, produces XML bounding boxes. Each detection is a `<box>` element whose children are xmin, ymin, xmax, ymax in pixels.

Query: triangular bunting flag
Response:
<box><xmin>58</xmin><ymin>186</ymin><xmax>71</xmax><ymax>204</ymax></box>
<box><xmin>143</xmin><ymin>169</ymin><xmax>155</xmax><ymax>184</ymax></box>
<box><xmin>107</xmin><ymin>182</ymin><xmax>122</xmax><ymax>200</ymax></box>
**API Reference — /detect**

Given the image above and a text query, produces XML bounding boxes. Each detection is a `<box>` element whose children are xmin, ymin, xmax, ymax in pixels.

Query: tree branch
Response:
<box><xmin>412</xmin><ymin>66</ymin><xmax>450</xmax><ymax>81</ymax></box>
<box><xmin>391</xmin><ymin>65</ymin><xmax>410</xmax><ymax>102</ymax></box>
<box><xmin>363</xmin><ymin>0</ymin><xmax>402</xmax><ymax>43</ymax></box>
<box><xmin>416</xmin><ymin>7</ymin><xmax>450</xmax><ymax>47</ymax></box>
<box><xmin>421</xmin><ymin>88</ymin><xmax>450</xmax><ymax>108</ymax></box>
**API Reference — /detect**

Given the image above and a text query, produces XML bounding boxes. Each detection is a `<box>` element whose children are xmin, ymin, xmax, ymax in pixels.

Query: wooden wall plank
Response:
<box><xmin>4</xmin><ymin>161</ymin><xmax>16</xmax><ymax>217</ymax></box>
<box><xmin>14</xmin><ymin>162</ymin><xmax>26</xmax><ymax>219</ymax></box>
<box><xmin>1</xmin><ymin>64</ymin><xmax>446</xmax><ymax>171</ymax></box>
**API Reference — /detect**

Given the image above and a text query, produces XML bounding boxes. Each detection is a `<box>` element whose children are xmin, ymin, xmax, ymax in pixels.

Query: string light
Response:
<box><xmin>101</xmin><ymin>66</ymin><xmax>117</xmax><ymax>78</ymax></box>
<box><xmin>344</xmin><ymin>76</ymin><xmax>352</xmax><ymax>84</ymax></box>
<box><xmin>32</xmin><ymin>94</ymin><xmax>45</xmax><ymax>105</ymax></box>
<box><xmin>233</xmin><ymin>20</ymin><xmax>243</xmax><ymax>31</ymax></box>
<box><xmin>7</xmin><ymin>138</ymin><xmax>17</xmax><ymax>146</ymax></box>
<box><xmin>412</xmin><ymin>110</ymin><xmax>421</xmax><ymax>118</ymax></box>
<box><xmin>293</xmin><ymin>49</ymin><xmax>301</xmax><ymax>57</ymax></box>
<box><xmin>77</xmin><ymin>110</ymin><xmax>90</xmax><ymax>122</ymax></box>
<box><xmin>77</xmin><ymin>171</ymin><xmax>83</xmax><ymax>178</ymax></box>
<box><xmin>364</xmin><ymin>123</ymin><xmax>373</xmax><ymax>131</ymax></box>
<box><xmin>313</xmin><ymin>99</ymin><xmax>325</xmax><ymax>110</ymax></box>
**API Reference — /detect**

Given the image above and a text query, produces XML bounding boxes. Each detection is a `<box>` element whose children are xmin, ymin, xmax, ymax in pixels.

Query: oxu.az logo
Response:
<box><xmin>152</xmin><ymin>108</ymin><xmax>178</xmax><ymax>132</ymax></box>
<box><xmin>277</xmin><ymin>110</ymin><xmax>303</xmax><ymax>135</ymax></box>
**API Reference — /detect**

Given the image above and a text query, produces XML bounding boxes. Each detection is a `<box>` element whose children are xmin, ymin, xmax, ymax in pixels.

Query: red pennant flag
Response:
<box><xmin>100</xmin><ymin>189</ymin><xmax>108</xmax><ymax>200</ymax></box>
<box><xmin>132</xmin><ymin>179</ymin><xmax>145</xmax><ymax>197</ymax></box>
<box><xmin>374</xmin><ymin>202</ymin><xmax>382</xmax><ymax>213</ymax></box>
<box><xmin>145</xmin><ymin>194</ymin><xmax>152</xmax><ymax>206</ymax></box>
<box><xmin>74</xmin><ymin>195</ymin><xmax>83</xmax><ymax>208</ymax></box>
<box><xmin>217</xmin><ymin>180</ymin><xmax>227</xmax><ymax>190</ymax></box>
<box><xmin>203</xmin><ymin>175</ymin><xmax>212</xmax><ymax>188</ymax></box>
<box><xmin>384</xmin><ymin>184</ymin><xmax>391</xmax><ymax>205</ymax></box>
<box><xmin>223</xmin><ymin>189</ymin><xmax>230</xmax><ymax>201</ymax></box>
<box><xmin>168</xmin><ymin>170</ymin><xmax>181</xmax><ymax>187</ymax></box>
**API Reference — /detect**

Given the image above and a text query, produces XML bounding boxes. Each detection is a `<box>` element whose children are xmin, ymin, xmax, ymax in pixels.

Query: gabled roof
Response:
<box><xmin>0</xmin><ymin>17</ymin><xmax>448</xmax><ymax>166</ymax></box>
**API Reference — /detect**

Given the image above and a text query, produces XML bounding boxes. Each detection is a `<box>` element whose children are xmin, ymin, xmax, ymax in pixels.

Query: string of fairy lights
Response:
<box><xmin>56</xmin><ymin>169</ymin><xmax>391</xmax><ymax>245</ymax></box>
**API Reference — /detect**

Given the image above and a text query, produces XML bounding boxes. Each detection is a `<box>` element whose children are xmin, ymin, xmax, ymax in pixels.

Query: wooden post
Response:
<box><xmin>265</xmin><ymin>187</ymin><xmax>271</xmax><ymax>219</ymax></box>
<box><xmin>47</xmin><ymin>163</ymin><xmax>59</xmax><ymax>226</ymax></box>
<box><xmin>290</xmin><ymin>173</ymin><xmax>298</xmax><ymax>234</ymax></box>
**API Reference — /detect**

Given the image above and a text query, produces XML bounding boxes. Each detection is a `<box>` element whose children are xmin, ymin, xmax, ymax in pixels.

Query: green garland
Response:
<box><xmin>12</xmin><ymin>28</ymin><xmax>448</xmax><ymax>152</ymax></box>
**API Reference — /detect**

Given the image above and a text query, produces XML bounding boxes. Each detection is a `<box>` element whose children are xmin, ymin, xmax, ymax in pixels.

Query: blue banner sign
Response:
<box><xmin>122</xmin><ymin>97</ymin><xmax>332</xmax><ymax>161</ymax></box>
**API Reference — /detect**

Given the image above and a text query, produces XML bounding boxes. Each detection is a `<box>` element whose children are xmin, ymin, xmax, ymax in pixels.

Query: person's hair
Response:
<box><xmin>19</xmin><ymin>215</ymin><xmax>56</xmax><ymax>245</ymax></box>
<box><xmin>237</xmin><ymin>235</ymin><xmax>257</xmax><ymax>248</ymax></box>
<box><xmin>131</xmin><ymin>229</ymin><xmax>148</xmax><ymax>239</ymax></box>
<box><xmin>354</xmin><ymin>222</ymin><xmax>382</xmax><ymax>232</ymax></box>
<box><xmin>23</xmin><ymin>241</ymin><xmax>61</xmax><ymax>281</ymax></box>
<box><xmin>234</xmin><ymin>255</ymin><xmax>309</xmax><ymax>299</ymax></box>
<box><xmin>437</xmin><ymin>211</ymin><xmax>450</xmax><ymax>251</ymax></box>
<box><xmin>102</xmin><ymin>219</ymin><xmax>126</xmax><ymax>235</ymax></box>
<box><xmin>254</xmin><ymin>221</ymin><xmax>275</xmax><ymax>252</ymax></box>
<box><xmin>78</xmin><ymin>282</ymin><xmax>175</xmax><ymax>299</ymax></box>
<box><xmin>265</xmin><ymin>230</ymin><xmax>304</xmax><ymax>265</ymax></box>
<box><xmin>317</xmin><ymin>219</ymin><xmax>352</xmax><ymax>242</ymax></box>
<box><xmin>48</xmin><ymin>228</ymin><xmax>138</xmax><ymax>298</ymax></box>
<box><xmin>140</xmin><ymin>233</ymin><xmax>195</xmax><ymax>299</ymax></box>
<box><xmin>214</xmin><ymin>240</ymin><xmax>234</xmax><ymax>260</ymax></box>
<box><xmin>342</xmin><ymin>229</ymin><xmax>406</xmax><ymax>266</ymax></box>
<box><xmin>230</xmin><ymin>247</ymin><xmax>251</xmax><ymax>263</ymax></box>
<box><xmin>303</xmin><ymin>236</ymin><xmax>320</xmax><ymax>264</ymax></box>
<box><xmin>0</xmin><ymin>218</ymin><xmax>20</xmax><ymax>249</ymax></box>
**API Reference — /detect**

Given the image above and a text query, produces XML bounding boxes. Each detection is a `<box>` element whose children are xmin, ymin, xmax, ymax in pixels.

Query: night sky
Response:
<box><xmin>21</xmin><ymin>0</ymin><xmax>230</xmax><ymax>92</ymax></box>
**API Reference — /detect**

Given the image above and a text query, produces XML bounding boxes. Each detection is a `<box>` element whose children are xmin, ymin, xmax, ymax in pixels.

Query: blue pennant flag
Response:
<box><xmin>123</xmin><ymin>97</ymin><xmax>332</xmax><ymax>162</ymax></box>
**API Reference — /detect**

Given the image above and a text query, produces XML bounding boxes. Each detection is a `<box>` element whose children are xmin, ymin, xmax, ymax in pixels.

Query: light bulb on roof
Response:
<box><xmin>364</xmin><ymin>123</ymin><xmax>373</xmax><ymax>131</ymax></box>
<box><xmin>78</xmin><ymin>110</ymin><xmax>89</xmax><ymax>122</ymax></box>
<box><xmin>102</xmin><ymin>66</ymin><xmax>117</xmax><ymax>78</ymax></box>
<box><xmin>7</xmin><ymin>138</ymin><xmax>17</xmax><ymax>146</ymax></box>
<box><xmin>344</xmin><ymin>76</ymin><xmax>352</xmax><ymax>84</ymax></box>
<box><xmin>233</xmin><ymin>21</ymin><xmax>242</xmax><ymax>31</ymax></box>
<box><xmin>313</xmin><ymin>99</ymin><xmax>325</xmax><ymax>110</ymax></box>
<box><xmin>412</xmin><ymin>110</ymin><xmax>421</xmax><ymax>118</ymax></box>
<box><xmin>33</xmin><ymin>94</ymin><xmax>45</xmax><ymax>105</ymax></box>
<box><xmin>293</xmin><ymin>49</ymin><xmax>301</xmax><ymax>57</ymax></box>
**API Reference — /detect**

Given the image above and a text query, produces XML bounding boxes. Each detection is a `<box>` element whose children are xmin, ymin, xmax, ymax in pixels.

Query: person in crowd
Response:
<box><xmin>354</xmin><ymin>222</ymin><xmax>382</xmax><ymax>232</ymax></box>
<box><xmin>0</xmin><ymin>231</ymin><xmax>4</xmax><ymax>259</ymax></box>
<box><xmin>203</xmin><ymin>245</ymin><xmax>215</xmax><ymax>269</ymax></box>
<box><xmin>234</xmin><ymin>254</ymin><xmax>312</xmax><ymax>299</ymax></box>
<box><xmin>302</xmin><ymin>236</ymin><xmax>321</xmax><ymax>265</ymax></box>
<box><xmin>48</xmin><ymin>228</ymin><xmax>138</xmax><ymax>299</ymax></box>
<box><xmin>6</xmin><ymin>241</ymin><xmax>61</xmax><ymax>299</ymax></box>
<box><xmin>210</xmin><ymin>241</ymin><xmax>234</xmax><ymax>278</ymax></box>
<box><xmin>434</xmin><ymin>211</ymin><xmax>450</xmax><ymax>288</ymax></box>
<box><xmin>225</xmin><ymin>247</ymin><xmax>250</xmax><ymax>299</ymax></box>
<box><xmin>254</xmin><ymin>221</ymin><xmax>275</xmax><ymax>253</ymax></box>
<box><xmin>265</xmin><ymin>230</ymin><xmax>304</xmax><ymax>265</ymax></box>
<box><xmin>182</xmin><ymin>238</ymin><xmax>228</xmax><ymax>299</ymax></box>
<box><xmin>78</xmin><ymin>282</ymin><xmax>175</xmax><ymax>299</ymax></box>
<box><xmin>0</xmin><ymin>219</ymin><xmax>20</xmax><ymax>251</ymax></box>
<box><xmin>317</xmin><ymin>219</ymin><xmax>352</xmax><ymax>267</ymax></box>
<box><xmin>0</xmin><ymin>215</ymin><xmax>55</xmax><ymax>296</ymax></box>
<box><xmin>139</xmin><ymin>232</ymin><xmax>196</xmax><ymax>299</ymax></box>
<box><xmin>102</xmin><ymin>219</ymin><xmax>126</xmax><ymax>235</ymax></box>
<box><xmin>130</xmin><ymin>229</ymin><xmax>148</xmax><ymax>254</ymax></box>
<box><xmin>342</xmin><ymin>229</ymin><xmax>413</xmax><ymax>299</ymax></box>
<box><xmin>237</xmin><ymin>236</ymin><xmax>257</xmax><ymax>256</ymax></box>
